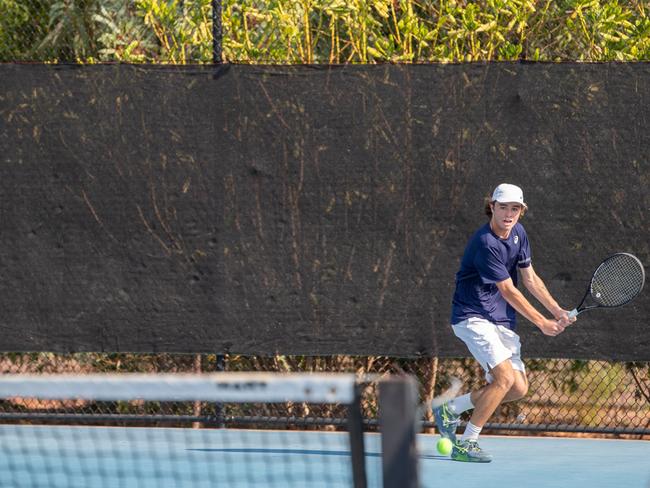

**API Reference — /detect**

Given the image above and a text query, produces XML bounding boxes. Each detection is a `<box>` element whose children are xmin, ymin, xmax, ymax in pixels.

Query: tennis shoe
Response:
<box><xmin>432</xmin><ymin>403</ymin><xmax>460</xmax><ymax>443</ymax></box>
<box><xmin>451</xmin><ymin>439</ymin><xmax>493</xmax><ymax>463</ymax></box>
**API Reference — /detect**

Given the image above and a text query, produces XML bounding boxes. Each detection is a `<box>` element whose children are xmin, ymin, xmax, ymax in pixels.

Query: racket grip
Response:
<box><xmin>568</xmin><ymin>309</ymin><xmax>578</xmax><ymax>319</ymax></box>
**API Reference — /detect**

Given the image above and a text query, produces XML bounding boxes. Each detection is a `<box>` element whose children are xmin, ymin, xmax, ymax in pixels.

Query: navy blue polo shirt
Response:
<box><xmin>451</xmin><ymin>222</ymin><xmax>532</xmax><ymax>330</ymax></box>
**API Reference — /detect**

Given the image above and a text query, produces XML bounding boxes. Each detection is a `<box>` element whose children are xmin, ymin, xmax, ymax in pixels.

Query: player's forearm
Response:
<box><xmin>523</xmin><ymin>274</ymin><xmax>562</xmax><ymax>317</ymax></box>
<box><xmin>499</xmin><ymin>285</ymin><xmax>547</xmax><ymax>327</ymax></box>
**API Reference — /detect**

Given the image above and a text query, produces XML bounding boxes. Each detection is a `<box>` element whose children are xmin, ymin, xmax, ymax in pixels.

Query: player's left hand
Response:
<box><xmin>555</xmin><ymin>309</ymin><xmax>576</xmax><ymax>327</ymax></box>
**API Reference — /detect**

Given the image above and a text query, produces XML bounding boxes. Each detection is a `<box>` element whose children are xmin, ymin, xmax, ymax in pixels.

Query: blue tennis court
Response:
<box><xmin>418</xmin><ymin>434</ymin><xmax>650</xmax><ymax>488</ymax></box>
<box><xmin>0</xmin><ymin>425</ymin><xmax>647</xmax><ymax>487</ymax></box>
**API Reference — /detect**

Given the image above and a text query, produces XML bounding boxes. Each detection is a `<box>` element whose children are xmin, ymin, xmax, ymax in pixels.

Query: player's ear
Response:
<box><xmin>484</xmin><ymin>197</ymin><xmax>493</xmax><ymax>217</ymax></box>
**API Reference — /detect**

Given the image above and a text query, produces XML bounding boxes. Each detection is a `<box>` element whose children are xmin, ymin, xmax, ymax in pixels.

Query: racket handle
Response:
<box><xmin>568</xmin><ymin>309</ymin><xmax>578</xmax><ymax>319</ymax></box>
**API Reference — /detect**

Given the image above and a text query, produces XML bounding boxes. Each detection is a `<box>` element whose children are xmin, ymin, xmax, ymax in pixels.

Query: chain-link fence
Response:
<box><xmin>1</xmin><ymin>353</ymin><xmax>648</xmax><ymax>438</ymax></box>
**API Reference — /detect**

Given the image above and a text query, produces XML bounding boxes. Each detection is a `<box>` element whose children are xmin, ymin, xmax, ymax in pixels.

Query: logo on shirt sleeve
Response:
<box><xmin>514</xmin><ymin>235</ymin><xmax>519</xmax><ymax>244</ymax></box>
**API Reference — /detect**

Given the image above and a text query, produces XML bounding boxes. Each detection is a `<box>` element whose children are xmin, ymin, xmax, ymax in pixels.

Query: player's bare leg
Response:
<box><xmin>451</xmin><ymin>361</ymin><xmax>527</xmax><ymax>463</ymax></box>
<box><xmin>435</xmin><ymin>361</ymin><xmax>529</xmax><ymax>463</ymax></box>
<box><xmin>469</xmin><ymin>360</ymin><xmax>520</xmax><ymax>426</ymax></box>
<box><xmin>470</xmin><ymin>368</ymin><xmax>528</xmax><ymax>416</ymax></box>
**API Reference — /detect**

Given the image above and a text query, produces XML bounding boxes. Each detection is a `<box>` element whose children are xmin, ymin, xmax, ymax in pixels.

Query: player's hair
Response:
<box><xmin>484</xmin><ymin>197</ymin><xmax>527</xmax><ymax>218</ymax></box>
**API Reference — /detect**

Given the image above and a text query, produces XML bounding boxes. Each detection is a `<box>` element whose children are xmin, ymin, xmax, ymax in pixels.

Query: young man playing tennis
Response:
<box><xmin>434</xmin><ymin>183</ymin><xmax>575</xmax><ymax>463</ymax></box>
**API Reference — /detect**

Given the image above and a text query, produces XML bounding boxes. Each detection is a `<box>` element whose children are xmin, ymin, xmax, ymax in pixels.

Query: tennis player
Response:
<box><xmin>434</xmin><ymin>183</ymin><xmax>575</xmax><ymax>463</ymax></box>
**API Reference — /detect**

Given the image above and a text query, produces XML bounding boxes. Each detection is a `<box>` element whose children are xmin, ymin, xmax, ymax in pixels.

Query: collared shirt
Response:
<box><xmin>451</xmin><ymin>222</ymin><xmax>531</xmax><ymax>330</ymax></box>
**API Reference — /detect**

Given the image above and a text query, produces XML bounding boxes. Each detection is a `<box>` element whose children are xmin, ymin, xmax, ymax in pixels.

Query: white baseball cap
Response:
<box><xmin>491</xmin><ymin>183</ymin><xmax>527</xmax><ymax>208</ymax></box>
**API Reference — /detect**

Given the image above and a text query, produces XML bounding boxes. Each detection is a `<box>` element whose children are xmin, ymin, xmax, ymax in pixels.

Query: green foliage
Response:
<box><xmin>575</xmin><ymin>362</ymin><xmax>627</xmax><ymax>427</ymax></box>
<box><xmin>2</xmin><ymin>0</ymin><xmax>648</xmax><ymax>62</ymax></box>
<box><xmin>0</xmin><ymin>0</ymin><xmax>49</xmax><ymax>60</ymax></box>
<box><xmin>0</xmin><ymin>0</ymin><xmax>212</xmax><ymax>62</ymax></box>
<box><xmin>38</xmin><ymin>0</ymin><xmax>101</xmax><ymax>61</ymax></box>
<box><xmin>526</xmin><ymin>0</ymin><xmax>650</xmax><ymax>61</ymax></box>
<box><xmin>138</xmin><ymin>0</ymin><xmax>213</xmax><ymax>63</ymax></box>
<box><xmin>222</xmin><ymin>0</ymin><xmax>650</xmax><ymax>63</ymax></box>
<box><xmin>1</xmin><ymin>0</ymin><xmax>135</xmax><ymax>62</ymax></box>
<box><xmin>94</xmin><ymin>0</ymin><xmax>158</xmax><ymax>62</ymax></box>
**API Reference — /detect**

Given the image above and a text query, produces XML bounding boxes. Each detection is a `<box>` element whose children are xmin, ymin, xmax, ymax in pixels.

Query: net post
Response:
<box><xmin>379</xmin><ymin>376</ymin><xmax>420</xmax><ymax>488</ymax></box>
<box><xmin>348</xmin><ymin>381</ymin><xmax>367</xmax><ymax>488</ymax></box>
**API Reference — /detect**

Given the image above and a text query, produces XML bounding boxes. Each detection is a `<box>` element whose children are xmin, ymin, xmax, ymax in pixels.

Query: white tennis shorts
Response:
<box><xmin>451</xmin><ymin>317</ymin><xmax>526</xmax><ymax>383</ymax></box>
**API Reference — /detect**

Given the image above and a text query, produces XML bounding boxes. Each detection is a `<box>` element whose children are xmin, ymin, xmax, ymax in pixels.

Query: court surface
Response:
<box><xmin>0</xmin><ymin>426</ymin><xmax>648</xmax><ymax>487</ymax></box>
<box><xmin>418</xmin><ymin>434</ymin><xmax>650</xmax><ymax>488</ymax></box>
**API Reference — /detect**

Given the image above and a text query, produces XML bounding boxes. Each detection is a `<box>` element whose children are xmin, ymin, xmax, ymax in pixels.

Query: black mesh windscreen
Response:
<box><xmin>0</xmin><ymin>63</ymin><xmax>648</xmax><ymax>360</ymax></box>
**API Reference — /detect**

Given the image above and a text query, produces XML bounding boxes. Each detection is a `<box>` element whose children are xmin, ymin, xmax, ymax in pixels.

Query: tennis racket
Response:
<box><xmin>568</xmin><ymin>253</ymin><xmax>645</xmax><ymax>319</ymax></box>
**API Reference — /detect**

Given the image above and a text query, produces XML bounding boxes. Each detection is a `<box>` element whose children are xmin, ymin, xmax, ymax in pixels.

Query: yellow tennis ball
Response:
<box><xmin>436</xmin><ymin>437</ymin><xmax>453</xmax><ymax>456</ymax></box>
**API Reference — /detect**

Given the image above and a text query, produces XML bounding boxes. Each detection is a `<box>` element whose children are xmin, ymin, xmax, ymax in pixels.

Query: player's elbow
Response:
<box><xmin>496</xmin><ymin>280</ymin><xmax>518</xmax><ymax>299</ymax></box>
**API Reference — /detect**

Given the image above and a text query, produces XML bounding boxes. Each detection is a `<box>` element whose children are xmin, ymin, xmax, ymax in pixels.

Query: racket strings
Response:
<box><xmin>591</xmin><ymin>255</ymin><xmax>645</xmax><ymax>307</ymax></box>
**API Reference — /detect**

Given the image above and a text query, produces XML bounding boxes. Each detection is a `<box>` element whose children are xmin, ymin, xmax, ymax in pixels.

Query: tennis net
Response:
<box><xmin>0</xmin><ymin>373</ymin><xmax>419</xmax><ymax>487</ymax></box>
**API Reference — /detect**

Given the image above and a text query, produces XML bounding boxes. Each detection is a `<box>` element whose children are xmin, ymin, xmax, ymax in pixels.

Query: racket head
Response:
<box><xmin>588</xmin><ymin>252</ymin><xmax>645</xmax><ymax>308</ymax></box>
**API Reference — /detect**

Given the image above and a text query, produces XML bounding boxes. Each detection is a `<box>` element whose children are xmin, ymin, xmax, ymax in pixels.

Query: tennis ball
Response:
<box><xmin>436</xmin><ymin>437</ymin><xmax>453</xmax><ymax>456</ymax></box>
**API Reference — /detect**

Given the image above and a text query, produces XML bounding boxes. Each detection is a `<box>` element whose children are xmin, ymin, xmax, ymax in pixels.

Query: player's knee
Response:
<box><xmin>510</xmin><ymin>381</ymin><xmax>528</xmax><ymax>400</ymax></box>
<box><xmin>492</xmin><ymin>370</ymin><xmax>515</xmax><ymax>391</ymax></box>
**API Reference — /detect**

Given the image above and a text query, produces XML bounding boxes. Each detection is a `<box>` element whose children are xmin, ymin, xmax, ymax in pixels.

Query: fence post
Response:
<box><xmin>214</xmin><ymin>354</ymin><xmax>226</xmax><ymax>427</ymax></box>
<box><xmin>212</xmin><ymin>0</ymin><xmax>223</xmax><ymax>63</ymax></box>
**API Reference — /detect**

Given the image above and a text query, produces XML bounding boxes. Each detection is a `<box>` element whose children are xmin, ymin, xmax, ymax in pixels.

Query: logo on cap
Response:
<box><xmin>492</xmin><ymin>183</ymin><xmax>527</xmax><ymax>208</ymax></box>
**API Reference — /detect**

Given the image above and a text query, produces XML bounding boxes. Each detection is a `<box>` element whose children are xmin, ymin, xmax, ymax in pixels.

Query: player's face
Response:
<box><xmin>490</xmin><ymin>202</ymin><xmax>522</xmax><ymax>237</ymax></box>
